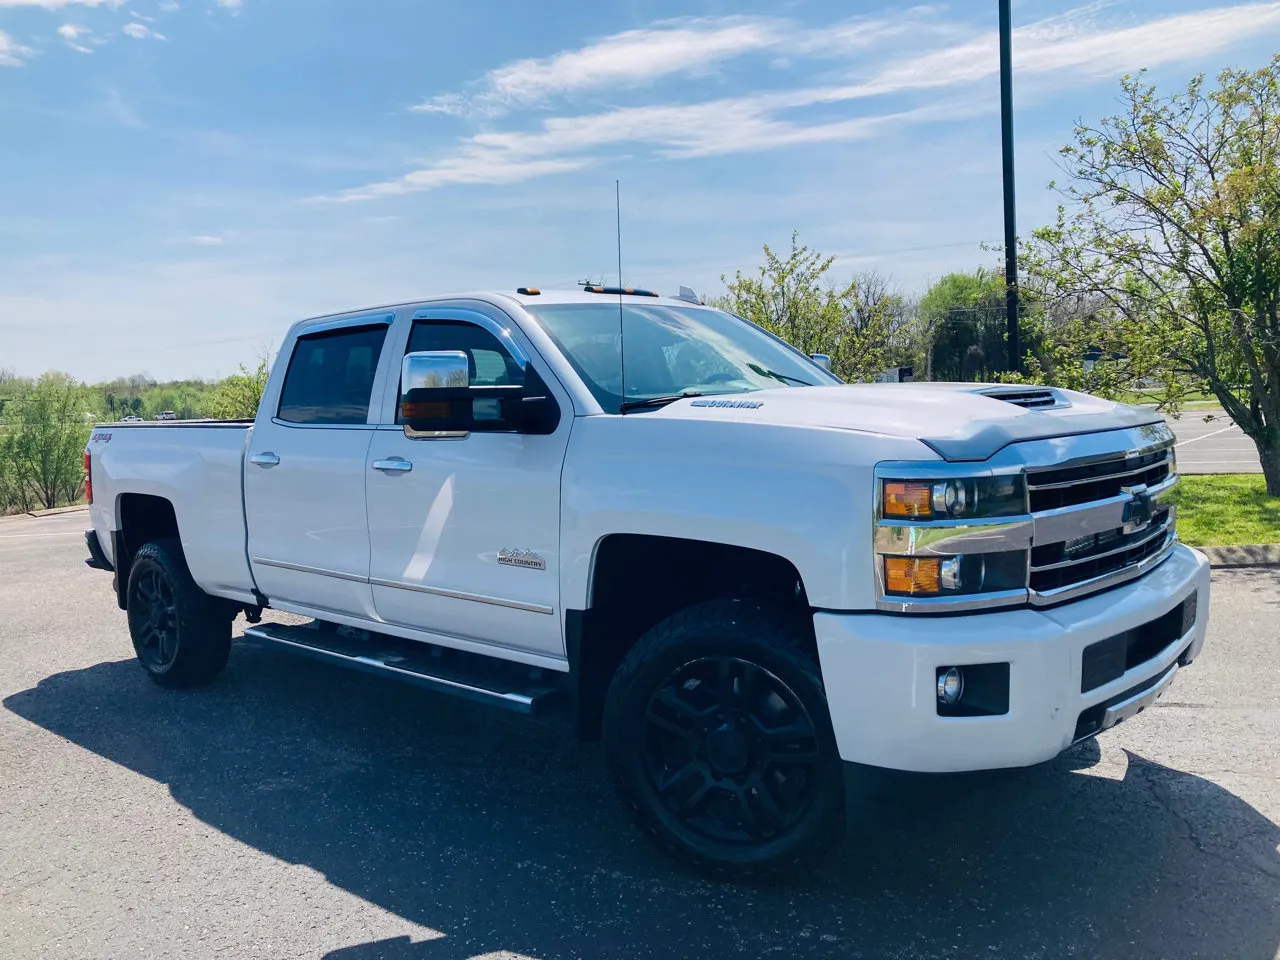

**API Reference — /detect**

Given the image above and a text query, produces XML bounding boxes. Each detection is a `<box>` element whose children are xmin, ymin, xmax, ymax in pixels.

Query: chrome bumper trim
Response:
<box><xmin>1027</xmin><ymin>534</ymin><xmax>1178</xmax><ymax>607</ymax></box>
<box><xmin>1101</xmin><ymin>663</ymin><xmax>1178</xmax><ymax>731</ymax></box>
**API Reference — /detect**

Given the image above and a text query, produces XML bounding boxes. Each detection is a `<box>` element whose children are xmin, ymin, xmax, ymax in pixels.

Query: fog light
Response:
<box><xmin>937</xmin><ymin>667</ymin><xmax>964</xmax><ymax>705</ymax></box>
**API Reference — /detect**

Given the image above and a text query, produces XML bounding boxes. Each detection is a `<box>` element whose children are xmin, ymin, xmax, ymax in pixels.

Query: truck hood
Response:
<box><xmin>648</xmin><ymin>383</ymin><xmax>1164</xmax><ymax>462</ymax></box>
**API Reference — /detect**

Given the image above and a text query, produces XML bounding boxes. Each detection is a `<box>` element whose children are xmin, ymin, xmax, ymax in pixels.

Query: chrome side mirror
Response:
<box><xmin>398</xmin><ymin>349</ymin><xmax>560</xmax><ymax>438</ymax></box>
<box><xmin>401</xmin><ymin>350</ymin><xmax>471</xmax><ymax>438</ymax></box>
<box><xmin>402</xmin><ymin>350</ymin><xmax>470</xmax><ymax>393</ymax></box>
<box><xmin>810</xmin><ymin>353</ymin><xmax>833</xmax><ymax>373</ymax></box>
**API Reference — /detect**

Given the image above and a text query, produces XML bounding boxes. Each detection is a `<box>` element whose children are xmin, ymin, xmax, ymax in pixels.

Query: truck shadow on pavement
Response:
<box><xmin>6</xmin><ymin>640</ymin><xmax>1279</xmax><ymax>960</ymax></box>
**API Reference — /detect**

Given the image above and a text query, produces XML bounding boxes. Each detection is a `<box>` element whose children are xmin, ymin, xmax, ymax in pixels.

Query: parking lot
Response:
<box><xmin>1</xmin><ymin>510</ymin><xmax>1277</xmax><ymax>960</ymax></box>
<box><xmin>1167</xmin><ymin>408</ymin><xmax>1262</xmax><ymax>474</ymax></box>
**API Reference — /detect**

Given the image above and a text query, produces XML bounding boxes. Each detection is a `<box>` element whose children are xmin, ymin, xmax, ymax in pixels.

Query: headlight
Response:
<box><xmin>881</xmin><ymin>476</ymin><xmax>1026</xmax><ymax>520</ymax></box>
<box><xmin>883</xmin><ymin>551</ymin><xmax>1027</xmax><ymax>598</ymax></box>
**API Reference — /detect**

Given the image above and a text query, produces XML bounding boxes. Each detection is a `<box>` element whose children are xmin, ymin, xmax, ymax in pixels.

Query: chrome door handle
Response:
<box><xmin>249</xmin><ymin>452</ymin><xmax>281</xmax><ymax>467</ymax></box>
<box><xmin>372</xmin><ymin>458</ymin><xmax>413</xmax><ymax>473</ymax></box>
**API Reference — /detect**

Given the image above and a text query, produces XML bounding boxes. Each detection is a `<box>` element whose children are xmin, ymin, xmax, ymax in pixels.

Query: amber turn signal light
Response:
<box><xmin>883</xmin><ymin>482</ymin><xmax>934</xmax><ymax>518</ymax></box>
<box><xmin>401</xmin><ymin>400</ymin><xmax>451</xmax><ymax>420</ymax></box>
<box><xmin>884</xmin><ymin>557</ymin><xmax>942</xmax><ymax>596</ymax></box>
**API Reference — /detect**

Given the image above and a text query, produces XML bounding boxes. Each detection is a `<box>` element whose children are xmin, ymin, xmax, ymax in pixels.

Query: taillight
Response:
<box><xmin>84</xmin><ymin>450</ymin><xmax>92</xmax><ymax>504</ymax></box>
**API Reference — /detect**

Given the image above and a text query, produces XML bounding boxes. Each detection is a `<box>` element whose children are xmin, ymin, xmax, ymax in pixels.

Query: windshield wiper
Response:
<box><xmin>748</xmin><ymin>364</ymin><xmax>813</xmax><ymax>387</ymax></box>
<box><xmin>619</xmin><ymin>392</ymin><xmax>704</xmax><ymax>414</ymax></box>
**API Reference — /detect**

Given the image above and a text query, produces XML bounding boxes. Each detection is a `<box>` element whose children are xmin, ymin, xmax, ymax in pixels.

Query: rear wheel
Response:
<box><xmin>127</xmin><ymin>539</ymin><xmax>232</xmax><ymax>688</ymax></box>
<box><xmin>603</xmin><ymin>599</ymin><xmax>845</xmax><ymax>879</ymax></box>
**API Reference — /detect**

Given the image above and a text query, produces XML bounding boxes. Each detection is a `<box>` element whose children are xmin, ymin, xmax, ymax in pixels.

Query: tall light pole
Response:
<box><xmin>999</xmin><ymin>0</ymin><xmax>1020</xmax><ymax>374</ymax></box>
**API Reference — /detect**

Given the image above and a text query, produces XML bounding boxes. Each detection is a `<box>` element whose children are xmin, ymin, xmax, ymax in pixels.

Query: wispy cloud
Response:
<box><xmin>0</xmin><ymin>0</ymin><xmax>122</xmax><ymax>8</ymax></box>
<box><xmin>57</xmin><ymin>22</ymin><xmax>94</xmax><ymax>52</ymax></box>
<box><xmin>104</xmin><ymin>88</ymin><xmax>145</xmax><ymax>128</ymax></box>
<box><xmin>158</xmin><ymin>0</ymin><xmax>178</xmax><ymax>9</ymax></box>
<box><xmin>326</xmin><ymin>94</ymin><xmax>931</xmax><ymax>202</ymax></box>
<box><xmin>832</xmin><ymin>0</ymin><xmax>1280</xmax><ymax>99</ymax></box>
<box><xmin>0</xmin><ymin>28</ymin><xmax>34</xmax><ymax>66</ymax></box>
<box><xmin>418</xmin><ymin>18</ymin><xmax>781</xmax><ymax>116</ymax></box>
<box><xmin>183</xmin><ymin>235</ymin><xmax>225</xmax><ymax>246</ymax></box>
<box><xmin>122</xmin><ymin>21</ymin><xmax>165</xmax><ymax>40</ymax></box>
<box><xmin>216</xmin><ymin>0</ymin><xmax>242</xmax><ymax>13</ymax></box>
<box><xmin>412</xmin><ymin>13</ymin><xmax>923</xmax><ymax>117</ymax></box>
<box><xmin>337</xmin><ymin>2</ymin><xmax>1280</xmax><ymax>203</ymax></box>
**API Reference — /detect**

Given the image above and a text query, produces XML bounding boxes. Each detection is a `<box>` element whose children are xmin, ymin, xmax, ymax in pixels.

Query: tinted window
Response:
<box><xmin>400</xmin><ymin>321</ymin><xmax>526</xmax><ymax>425</ymax></box>
<box><xmin>277</xmin><ymin>324</ymin><xmax>388</xmax><ymax>424</ymax></box>
<box><xmin>405</xmin><ymin>321</ymin><xmax>524</xmax><ymax>386</ymax></box>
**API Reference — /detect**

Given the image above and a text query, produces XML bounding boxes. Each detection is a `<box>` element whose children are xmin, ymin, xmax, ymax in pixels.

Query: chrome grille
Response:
<box><xmin>1026</xmin><ymin>445</ymin><xmax>1178</xmax><ymax>602</ymax></box>
<box><xmin>873</xmin><ymin>423</ymin><xmax>1180</xmax><ymax>613</ymax></box>
<box><xmin>1030</xmin><ymin>510</ymin><xmax>1175</xmax><ymax>592</ymax></box>
<box><xmin>1028</xmin><ymin>448</ymin><xmax>1173</xmax><ymax>511</ymax></box>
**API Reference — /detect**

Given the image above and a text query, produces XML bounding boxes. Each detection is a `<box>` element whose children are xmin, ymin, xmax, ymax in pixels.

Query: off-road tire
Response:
<box><xmin>126</xmin><ymin>538</ymin><xmax>232</xmax><ymax>688</ymax></box>
<box><xmin>603</xmin><ymin>598</ymin><xmax>846</xmax><ymax>880</ymax></box>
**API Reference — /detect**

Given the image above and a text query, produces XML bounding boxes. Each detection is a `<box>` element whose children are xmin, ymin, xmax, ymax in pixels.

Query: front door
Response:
<box><xmin>365</xmin><ymin>308</ymin><xmax>570</xmax><ymax>660</ymax></box>
<box><xmin>244</xmin><ymin>319</ymin><xmax>391</xmax><ymax>619</ymax></box>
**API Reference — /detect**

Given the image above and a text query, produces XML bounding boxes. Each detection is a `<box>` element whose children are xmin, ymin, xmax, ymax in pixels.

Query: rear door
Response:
<box><xmin>244</xmin><ymin>316</ymin><xmax>392</xmax><ymax>619</ymax></box>
<box><xmin>364</xmin><ymin>306</ymin><xmax>571</xmax><ymax>659</ymax></box>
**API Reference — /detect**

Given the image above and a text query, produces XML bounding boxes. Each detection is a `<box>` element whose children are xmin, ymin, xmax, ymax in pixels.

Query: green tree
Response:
<box><xmin>713</xmin><ymin>233</ymin><xmax>891</xmax><ymax>382</ymax></box>
<box><xmin>1029</xmin><ymin>58</ymin><xmax>1280</xmax><ymax>495</ymax></box>
<box><xmin>208</xmin><ymin>359</ymin><xmax>270</xmax><ymax>419</ymax></box>
<box><xmin>919</xmin><ymin>269</ymin><xmax>1019</xmax><ymax>382</ymax></box>
<box><xmin>0</xmin><ymin>368</ymin><xmax>34</xmax><ymax>420</ymax></box>
<box><xmin>0</xmin><ymin>372</ymin><xmax>91</xmax><ymax>510</ymax></box>
<box><xmin>849</xmin><ymin>271</ymin><xmax>925</xmax><ymax>375</ymax></box>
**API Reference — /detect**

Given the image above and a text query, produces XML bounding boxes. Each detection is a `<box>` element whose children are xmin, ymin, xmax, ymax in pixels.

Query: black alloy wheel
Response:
<box><xmin>603</xmin><ymin>599</ymin><xmax>846</xmax><ymax>879</ymax></box>
<box><xmin>126</xmin><ymin>539</ymin><xmax>232</xmax><ymax>688</ymax></box>
<box><xmin>131</xmin><ymin>566</ymin><xmax>179</xmax><ymax>671</ymax></box>
<box><xmin>642</xmin><ymin>656</ymin><xmax>821</xmax><ymax>845</ymax></box>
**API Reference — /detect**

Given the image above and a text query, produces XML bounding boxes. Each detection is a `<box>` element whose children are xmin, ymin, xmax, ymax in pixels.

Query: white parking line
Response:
<box><xmin>0</xmin><ymin>532</ymin><xmax>84</xmax><ymax>539</ymax></box>
<box><xmin>1175</xmin><ymin>424</ymin><xmax>1240</xmax><ymax>447</ymax></box>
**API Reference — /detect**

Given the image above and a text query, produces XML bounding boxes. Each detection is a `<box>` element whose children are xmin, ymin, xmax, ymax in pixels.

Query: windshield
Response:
<box><xmin>525</xmin><ymin>302</ymin><xmax>839</xmax><ymax>413</ymax></box>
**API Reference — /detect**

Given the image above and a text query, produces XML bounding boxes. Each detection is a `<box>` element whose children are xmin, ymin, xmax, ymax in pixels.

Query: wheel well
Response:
<box><xmin>568</xmin><ymin>534</ymin><xmax>812</xmax><ymax>740</ymax></box>
<box><xmin>112</xmin><ymin>494</ymin><xmax>180</xmax><ymax>609</ymax></box>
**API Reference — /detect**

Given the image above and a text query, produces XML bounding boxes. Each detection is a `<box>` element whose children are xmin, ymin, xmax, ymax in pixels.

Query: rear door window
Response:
<box><xmin>277</xmin><ymin>324</ymin><xmax>388</xmax><ymax>424</ymax></box>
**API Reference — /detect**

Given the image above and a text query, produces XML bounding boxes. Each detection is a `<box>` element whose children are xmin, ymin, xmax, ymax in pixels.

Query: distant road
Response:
<box><xmin>1164</xmin><ymin>407</ymin><xmax>1261</xmax><ymax>474</ymax></box>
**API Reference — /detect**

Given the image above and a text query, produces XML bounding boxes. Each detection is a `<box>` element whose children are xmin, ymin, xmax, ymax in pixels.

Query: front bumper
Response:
<box><xmin>814</xmin><ymin>543</ymin><xmax>1210</xmax><ymax>773</ymax></box>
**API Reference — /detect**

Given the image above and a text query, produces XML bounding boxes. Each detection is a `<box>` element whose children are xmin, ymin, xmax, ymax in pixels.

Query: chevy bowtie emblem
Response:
<box><xmin>497</xmin><ymin>548</ymin><xmax>546</xmax><ymax>571</ymax></box>
<box><xmin>1121</xmin><ymin>484</ymin><xmax>1154</xmax><ymax>534</ymax></box>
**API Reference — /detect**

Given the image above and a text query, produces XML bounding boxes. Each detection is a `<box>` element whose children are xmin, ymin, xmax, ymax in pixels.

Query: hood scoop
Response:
<box><xmin>978</xmin><ymin>387</ymin><xmax>1067</xmax><ymax>410</ymax></box>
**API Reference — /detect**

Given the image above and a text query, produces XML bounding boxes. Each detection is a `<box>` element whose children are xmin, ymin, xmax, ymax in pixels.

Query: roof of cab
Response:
<box><xmin>296</xmin><ymin>289</ymin><xmax>706</xmax><ymax>326</ymax></box>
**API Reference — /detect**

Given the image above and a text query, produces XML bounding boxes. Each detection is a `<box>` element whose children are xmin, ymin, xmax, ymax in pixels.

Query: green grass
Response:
<box><xmin>1169</xmin><ymin>475</ymin><xmax>1280</xmax><ymax>547</ymax></box>
<box><xmin>1117</xmin><ymin>388</ymin><xmax>1218</xmax><ymax>407</ymax></box>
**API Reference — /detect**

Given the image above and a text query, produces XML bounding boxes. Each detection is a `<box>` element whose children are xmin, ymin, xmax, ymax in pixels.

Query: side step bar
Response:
<box><xmin>241</xmin><ymin>621</ymin><xmax>564</xmax><ymax>715</ymax></box>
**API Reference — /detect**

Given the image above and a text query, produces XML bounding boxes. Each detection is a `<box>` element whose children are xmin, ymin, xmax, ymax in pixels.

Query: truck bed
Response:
<box><xmin>89</xmin><ymin>420</ymin><xmax>258</xmax><ymax>604</ymax></box>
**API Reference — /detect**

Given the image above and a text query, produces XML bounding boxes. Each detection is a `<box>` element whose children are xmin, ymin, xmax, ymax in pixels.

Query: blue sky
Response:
<box><xmin>3</xmin><ymin>0</ymin><xmax>1280</xmax><ymax>380</ymax></box>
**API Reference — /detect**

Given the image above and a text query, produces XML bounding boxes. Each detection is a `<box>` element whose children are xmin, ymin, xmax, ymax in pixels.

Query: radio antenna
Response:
<box><xmin>616</xmin><ymin>179</ymin><xmax>627</xmax><ymax>410</ymax></box>
<box><xmin>616</xmin><ymin>179</ymin><xmax>623</xmax><ymax>288</ymax></box>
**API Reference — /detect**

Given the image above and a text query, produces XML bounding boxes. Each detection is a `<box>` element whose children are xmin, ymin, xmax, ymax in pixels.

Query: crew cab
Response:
<box><xmin>83</xmin><ymin>289</ymin><xmax>1210</xmax><ymax>877</ymax></box>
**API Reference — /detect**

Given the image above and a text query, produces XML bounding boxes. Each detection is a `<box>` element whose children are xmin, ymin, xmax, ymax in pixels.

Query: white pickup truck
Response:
<box><xmin>84</xmin><ymin>288</ymin><xmax>1210</xmax><ymax>877</ymax></box>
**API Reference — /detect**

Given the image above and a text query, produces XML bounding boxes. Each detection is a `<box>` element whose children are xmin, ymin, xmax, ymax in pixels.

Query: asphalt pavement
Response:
<box><xmin>1</xmin><ymin>510</ymin><xmax>1277</xmax><ymax>960</ymax></box>
<box><xmin>1165</xmin><ymin>407</ymin><xmax>1262</xmax><ymax>474</ymax></box>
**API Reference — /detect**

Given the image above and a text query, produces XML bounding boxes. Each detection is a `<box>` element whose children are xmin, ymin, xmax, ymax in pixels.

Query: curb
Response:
<box><xmin>0</xmin><ymin>505</ymin><xmax>89</xmax><ymax>523</ymax></box>
<box><xmin>1199</xmin><ymin>544</ymin><xmax>1280</xmax><ymax>568</ymax></box>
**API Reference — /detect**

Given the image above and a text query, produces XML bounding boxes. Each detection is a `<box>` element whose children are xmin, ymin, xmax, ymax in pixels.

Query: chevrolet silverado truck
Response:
<box><xmin>83</xmin><ymin>288</ymin><xmax>1210</xmax><ymax>877</ymax></box>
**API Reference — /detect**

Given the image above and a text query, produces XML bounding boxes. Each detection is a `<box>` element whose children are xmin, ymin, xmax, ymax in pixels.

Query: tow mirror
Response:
<box><xmin>399</xmin><ymin>350</ymin><xmax>558</xmax><ymax>437</ymax></box>
<box><xmin>810</xmin><ymin>353</ymin><xmax>833</xmax><ymax>373</ymax></box>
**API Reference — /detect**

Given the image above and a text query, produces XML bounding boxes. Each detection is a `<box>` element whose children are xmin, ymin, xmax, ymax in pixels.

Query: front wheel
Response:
<box><xmin>603</xmin><ymin>599</ymin><xmax>846</xmax><ymax>879</ymax></box>
<box><xmin>127</xmin><ymin>539</ymin><xmax>232</xmax><ymax>688</ymax></box>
